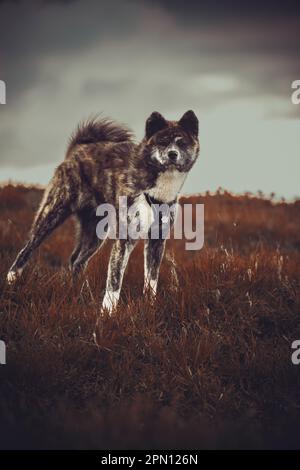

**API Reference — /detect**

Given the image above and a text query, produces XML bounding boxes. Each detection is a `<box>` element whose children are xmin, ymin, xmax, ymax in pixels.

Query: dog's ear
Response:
<box><xmin>179</xmin><ymin>110</ymin><xmax>198</xmax><ymax>137</ymax></box>
<box><xmin>145</xmin><ymin>112</ymin><xmax>168</xmax><ymax>139</ymax></box>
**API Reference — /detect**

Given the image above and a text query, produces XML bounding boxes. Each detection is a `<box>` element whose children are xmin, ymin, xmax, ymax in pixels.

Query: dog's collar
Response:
<box><xmin>144</xmin><ymin>192</ymin><xmax>176</xmax><ymax>207</ymax></box>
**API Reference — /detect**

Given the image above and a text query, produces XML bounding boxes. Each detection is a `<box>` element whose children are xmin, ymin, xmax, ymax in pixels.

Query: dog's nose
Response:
<box><xmin>168</xmin><ymin>150</ymin><xmax>178</xmax><ymax>162</ymax></box>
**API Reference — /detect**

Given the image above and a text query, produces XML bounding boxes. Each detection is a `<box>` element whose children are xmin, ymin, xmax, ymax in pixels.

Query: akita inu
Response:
<box><xmin>7</xmin><ymin>111</ymin><xmax>199</xmax><ymax>313</ymax></box>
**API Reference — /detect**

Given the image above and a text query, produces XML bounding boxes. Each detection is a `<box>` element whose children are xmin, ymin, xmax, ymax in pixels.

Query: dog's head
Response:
<box><xmin>142</xmin><ymin>110</ymin><xmax>199</xmax><ymax>172</ymax></box>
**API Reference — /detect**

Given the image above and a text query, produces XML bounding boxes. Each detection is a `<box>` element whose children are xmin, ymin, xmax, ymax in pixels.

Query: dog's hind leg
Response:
<box><xmin>69</xmin><ymin>207</ymin><xmax>105</xmax><ymax>276</ymax></box>
<box><xmin>69</xmin><ymin>216</ymin><xmax>83</xmax><ymax>271</ymax></box>
<box><xmin>7</xmin><ymin>165</ymin><xmax>75</xmax><ymax>284</ymax></box>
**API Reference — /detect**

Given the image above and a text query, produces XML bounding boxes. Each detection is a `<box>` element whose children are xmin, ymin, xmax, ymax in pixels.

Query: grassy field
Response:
<box><xmin>0</xmin><ymin>183</ymin><xmax>300</xmax><ymax>449</ymax></box>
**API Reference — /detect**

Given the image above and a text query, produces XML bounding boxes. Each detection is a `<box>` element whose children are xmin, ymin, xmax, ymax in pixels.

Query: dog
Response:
<box><xmin>7</xmin><ymin>110</ymin><xmax>199</xmax><ymax>313</ymax></box>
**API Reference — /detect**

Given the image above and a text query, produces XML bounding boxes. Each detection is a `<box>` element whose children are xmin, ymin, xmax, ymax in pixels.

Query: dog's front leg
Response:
<box><xmin>102</xmin><ymin>238</ymin><xmax>136</xmax><ymax>314</ymax></box>
<box><xmin>143</xmin><ymin>202</ymin><xmax>177</xmax><ymax>297</ymax></box>
<box><xmin>143</xmin><ymin>238</ymin><xmax>166</xmax><ymax>297</ymax></box>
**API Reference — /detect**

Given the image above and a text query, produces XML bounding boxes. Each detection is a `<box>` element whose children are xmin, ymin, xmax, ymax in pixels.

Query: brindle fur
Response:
<box><xmin>7</xmin><ymin>111</ymin><xmax>199</xmax><ymax>313</ymax></box>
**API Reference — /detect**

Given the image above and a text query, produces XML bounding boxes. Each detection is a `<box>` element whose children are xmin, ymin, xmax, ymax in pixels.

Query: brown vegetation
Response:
<box><xmin>0</xmin><ymin>184</ymin><xmax>300</xmax><ymax>449</ymax></box>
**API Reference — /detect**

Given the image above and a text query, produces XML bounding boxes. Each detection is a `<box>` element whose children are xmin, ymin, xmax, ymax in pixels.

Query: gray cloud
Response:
<box><xmin>0</xmin><ymin>0</ymin><xmax>299</xmax><ymax>198</ymax></box>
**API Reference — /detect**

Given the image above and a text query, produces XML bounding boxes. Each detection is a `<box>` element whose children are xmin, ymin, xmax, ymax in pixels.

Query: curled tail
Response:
<box><xmin>66</xmin><ymin>117</ymin><xmax>133</xmax><ymax>156</ymax></box>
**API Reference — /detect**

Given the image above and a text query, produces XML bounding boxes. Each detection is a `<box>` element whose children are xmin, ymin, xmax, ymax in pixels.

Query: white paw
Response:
<box><xmin>101</xmin><ymin>290</ymin><xmax>119</xmax><ymax>315</ymax></box>
<box><xmin>143</xmin><ymin>279</ymin><xmax>158</xmax><ymax>296</ymax></box>
<box><xmin>7</xmin><ymin>270</ymin><xmax>18</xmax><ymax>285</ymax></box>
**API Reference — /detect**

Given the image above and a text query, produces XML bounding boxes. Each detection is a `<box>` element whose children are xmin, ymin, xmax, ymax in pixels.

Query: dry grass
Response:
<box><xmin>0</xmin><ymin>184</ymin><xmax>300</xmax><ymax>449</ymax></box>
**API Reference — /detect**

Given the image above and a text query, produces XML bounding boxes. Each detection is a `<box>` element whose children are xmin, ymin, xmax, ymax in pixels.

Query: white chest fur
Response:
<box><xmin>130</xmin><ymin>193</ymin><xmax>154</xmax><ymax>235</ymax></box>
<box><xmin>147</xmin><ymin>170</ymin><xmax>187</xmax><ymax>203</ymax></box>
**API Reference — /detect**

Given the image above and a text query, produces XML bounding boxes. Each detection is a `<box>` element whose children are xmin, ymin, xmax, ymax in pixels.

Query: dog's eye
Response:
<box><xmin>177</xmin><ymin>139</ymin><xmax>187</xmax><ymax>147</ymax></box>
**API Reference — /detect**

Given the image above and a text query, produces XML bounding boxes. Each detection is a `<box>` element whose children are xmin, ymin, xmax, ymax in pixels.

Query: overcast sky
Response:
<box><xmin>0</xmin><ymin>0</ymin><xmax>299</xmax><ymax>198</ymax></box>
